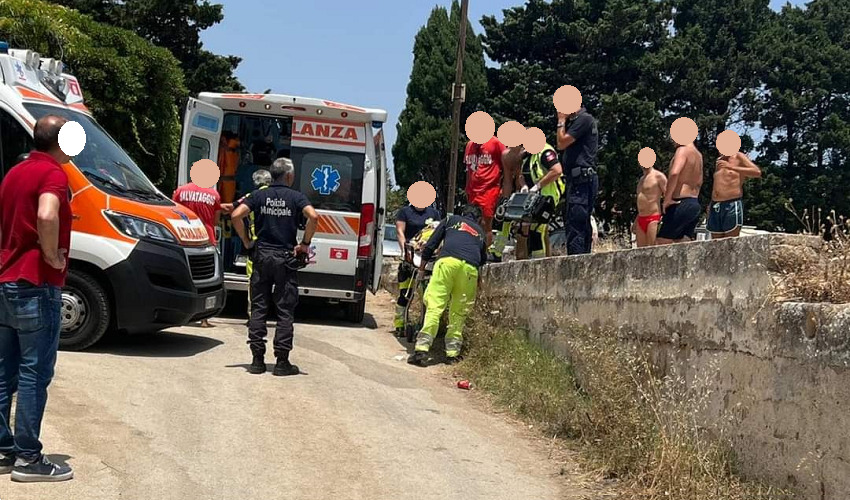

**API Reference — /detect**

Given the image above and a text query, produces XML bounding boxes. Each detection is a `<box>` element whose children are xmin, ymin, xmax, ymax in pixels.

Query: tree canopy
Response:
<box><xmin>49</xmin><ymin>0</ymin><xmax>243</xmax><ymax>94</ymax></box>
<box><xmin>0</xmin><ymin>0</ymin><xmax>188</xmax><ymax>188</ymax></box>
<box><xmin>393</xmin><ymin>0</ymin><xmax>487</xmax><ymax>212</ymax></box>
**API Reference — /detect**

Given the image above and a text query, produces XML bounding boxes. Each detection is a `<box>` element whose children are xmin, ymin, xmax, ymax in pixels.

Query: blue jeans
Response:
<box><xmin>0</xmin><ymin>282</ymin><xmax>62</xmax><ymax>461</ymax></box>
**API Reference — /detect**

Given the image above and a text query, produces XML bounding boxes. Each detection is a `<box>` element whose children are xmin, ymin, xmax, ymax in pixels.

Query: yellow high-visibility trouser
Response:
<box><xmin>415</xmin><ymin>257</ymin><xmax>478</xmax><ymax>358</ymax></box>
<box><xmin>246</xmin><ymin>257</ymin><xmax>254</xmax><ymax>316</ymax></box>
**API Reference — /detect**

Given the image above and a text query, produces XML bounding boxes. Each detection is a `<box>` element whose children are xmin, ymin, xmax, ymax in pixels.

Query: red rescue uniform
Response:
<box><xmin>172</xmin><ymin>183</ymin><xmax>222</xmax><ymax>245</ymax></box>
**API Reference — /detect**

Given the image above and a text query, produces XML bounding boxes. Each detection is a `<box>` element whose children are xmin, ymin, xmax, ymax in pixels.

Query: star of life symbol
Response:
<box><xmin>311</xmin><ymin>165</ymin><xmax>341</xmax><ymax>196</ymax></box>
<box><xmin>172</xmin><ymin>210</ymin><xmax>190</xmax><ymax>223</ymax></box>
<box><xmin>14</xmin><ymin>61</ymin><xmax>26</xmax><ymax>81</ymax></box>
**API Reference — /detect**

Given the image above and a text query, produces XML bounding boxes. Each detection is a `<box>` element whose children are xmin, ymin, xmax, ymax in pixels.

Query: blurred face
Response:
<box><xmin>51</xmin><ymin>117</ymin><xmax>71</xmax><ymax>164</ymax></box>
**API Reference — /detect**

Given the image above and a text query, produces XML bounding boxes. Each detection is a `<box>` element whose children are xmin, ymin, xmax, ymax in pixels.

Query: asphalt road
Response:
<box><xmin>0</xmin><ymin>292</ymin><xmax>591</xmax><ymax>500</ymax></box>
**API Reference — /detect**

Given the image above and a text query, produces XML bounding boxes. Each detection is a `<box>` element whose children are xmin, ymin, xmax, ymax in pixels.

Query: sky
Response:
<box><xmin>202</xmin><ymin>0</ymin><xmax>806</xmax><ymax>185</ymax></box>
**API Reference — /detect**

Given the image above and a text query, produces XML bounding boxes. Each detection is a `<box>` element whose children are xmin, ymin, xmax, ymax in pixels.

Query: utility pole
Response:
<box><xmin>446</xmin><ymin>0</ymin><xmax>469</xmax><ymax>215</ymax></box>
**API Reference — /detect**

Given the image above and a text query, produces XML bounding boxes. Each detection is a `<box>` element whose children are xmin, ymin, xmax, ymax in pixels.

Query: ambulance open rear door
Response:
<box><xmin>178</xmin><ymin>98</ymin><xmax>223</xmax><ymax>185</ymax></box>
<box><xmin>370</xmin><ymin>127</ymin><xmax>387</xmax><ymax>294</ymax></box>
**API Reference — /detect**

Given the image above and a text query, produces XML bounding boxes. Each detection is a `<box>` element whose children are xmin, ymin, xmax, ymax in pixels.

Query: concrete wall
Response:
<box><xmin>478</xmin><ymin>234</ymin><xmax>850</xmax><ymax>500</ymax></box>
<box><xmin>381</xmin><ymin>257</ymin><xmax>400</xmax><ymax>297</ymax></box>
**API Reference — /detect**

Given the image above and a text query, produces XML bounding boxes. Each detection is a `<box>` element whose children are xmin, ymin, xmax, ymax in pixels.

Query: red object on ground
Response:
<box><xmin>457</xmin><ymin>380</ymin><xmax>471</xmax><ymax>390</ymax></box>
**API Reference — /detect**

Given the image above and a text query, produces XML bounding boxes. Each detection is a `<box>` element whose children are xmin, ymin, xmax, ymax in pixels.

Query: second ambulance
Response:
<box><xmin>0</xmin><ymin>44</ymin><xmax>225</xmax><ymax>350</ymax></box>
<box><xmin>178</xmin><ymin>92</ymin><xmax>388</xmax><ymax>322</ymax></box>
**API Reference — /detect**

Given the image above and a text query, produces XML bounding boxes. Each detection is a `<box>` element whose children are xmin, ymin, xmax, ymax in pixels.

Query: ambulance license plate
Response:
<box><xmin>205</xmin><ymin>296</ymin><xmax>217</xmax><ymax>310</ymax></box>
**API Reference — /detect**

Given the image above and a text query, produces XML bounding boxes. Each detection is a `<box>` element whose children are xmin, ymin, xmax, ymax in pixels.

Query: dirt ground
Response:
<box><xmin>0</xmin><ymin>291</ymin><xmax>599</xmax><ymax>500</ymax></box>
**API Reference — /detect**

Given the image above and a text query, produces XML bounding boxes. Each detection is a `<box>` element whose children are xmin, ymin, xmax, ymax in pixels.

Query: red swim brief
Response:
<box><xmin>469</xmin><ymin>187</ymin><xmax>501</xmax><ymax>219</ymax></box>
<box><xmin>636</xmin><ymin>213</ymin><xmax>662</xmax><ymax>234</ymax></box>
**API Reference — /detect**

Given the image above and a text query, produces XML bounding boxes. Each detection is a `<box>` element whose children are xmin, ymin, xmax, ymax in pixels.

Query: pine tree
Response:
<box><xmin>393</xmin><ymin>1</ymin><xmax>487</xmax><ymax>211</ymax></box>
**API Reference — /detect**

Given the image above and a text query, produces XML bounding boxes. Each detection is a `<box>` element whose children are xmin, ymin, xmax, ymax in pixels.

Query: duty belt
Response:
<box><xmin>254</xmin><ymin>244</ymin><xmax>308</xmax><ymax>271</ymax></box>
<box><xmin>569</xmin><ymin>166</ymin><xmax>596</xmax><ymax>177</ymax></box>
<box><xmin>568</xmin><ymin>166</ymin><xmax>596</xmax><ymax>184</ymax></box>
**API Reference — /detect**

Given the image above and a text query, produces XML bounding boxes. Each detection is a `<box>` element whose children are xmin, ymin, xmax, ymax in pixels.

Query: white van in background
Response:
<box><xmin>177</xmin><ymin>93</ymin><xmax>388</xmax><ymax>322</ymax></box>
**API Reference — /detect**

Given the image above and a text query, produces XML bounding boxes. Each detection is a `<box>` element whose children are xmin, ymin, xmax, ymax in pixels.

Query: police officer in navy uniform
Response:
<box><xmin>557</xmin><ymin>106</ymin><xmax>599</xmax><ymax>255</ymax></box>
<box><xmin>231</xmin><ymin>158</ymin><xmax>319</xmax><ymax>376</ymax></box>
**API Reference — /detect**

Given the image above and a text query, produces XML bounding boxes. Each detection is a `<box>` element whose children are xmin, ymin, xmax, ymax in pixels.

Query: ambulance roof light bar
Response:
<box><xmin>8</xmin><ymin>49</ymin><xmax>41</xmax><ymax>69</ymax></box>
<box><xmin>39</xmin><ymin>58</ymin><xmax>65</xmax><ymax>76</ymax></box>
<box><xmin>0</xmin><ymin>42</ymin><xmax>9</xmax><ymax>54</ymax></box>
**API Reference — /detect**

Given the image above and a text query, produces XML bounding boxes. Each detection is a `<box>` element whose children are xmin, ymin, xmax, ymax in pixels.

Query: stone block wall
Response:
<box><xmin>478</xmin><ymin>235</ymin><xmax>849</xmax><ymax>500</ymax></box>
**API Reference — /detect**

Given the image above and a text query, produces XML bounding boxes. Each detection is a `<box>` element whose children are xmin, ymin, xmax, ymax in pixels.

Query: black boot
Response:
<box><xmin>273</xmin><ymin>354</ymin><xmax>300</xmax><ymax>376</ymax></box>
<box><xmin>445</xmin><ymin>355</ymin><xmax>463</xmax><ymax>365</ymax></box>
<box><xmin>407</xmin><ymin>351</ymin><xmax>428</xmax><ymax>367</ymax></box>
<box><xmin>248</xmin><ymin>354</ymin><xmax>266</xmax><ymax>374</ymax></box>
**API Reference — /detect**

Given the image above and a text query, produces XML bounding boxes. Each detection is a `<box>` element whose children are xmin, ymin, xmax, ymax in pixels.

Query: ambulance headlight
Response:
<box><xmin>105</xmin><ymin>212</ymin><xmax>177</xmax><ymax>244</ymax></box>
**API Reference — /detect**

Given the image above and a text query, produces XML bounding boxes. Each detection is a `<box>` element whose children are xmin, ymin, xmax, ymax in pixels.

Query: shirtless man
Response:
<box><xmin>633</xmin><ymin>162</ymin><xmax>667</xmax><ymax>247</ymax></box>
<box><xmin>657</xmin><ymin>141</ymin><xmax>703</xmax><ymax>245</ymax></box>
<box><xmin>707</xmin><ymin>153</ymin><xmax>761</xmax><ymax>239</ymax></box>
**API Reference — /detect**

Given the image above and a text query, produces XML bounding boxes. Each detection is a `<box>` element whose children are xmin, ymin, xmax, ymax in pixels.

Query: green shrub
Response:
<box><xmin>0</xmin><ymin>0</ymin><xmax>187</xmax><ymax>189</ymax></box>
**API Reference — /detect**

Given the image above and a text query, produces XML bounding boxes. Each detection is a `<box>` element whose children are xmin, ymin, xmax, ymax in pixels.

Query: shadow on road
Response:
<box><xmin>225</xmin><ymin>363</ymin><xmax>310</xmax><ymax>376</ymax></box>
<box><xmin>219</xmin><ymin>291</ymin><xmax>379</xmax><ymax>330</ymax></box>
<box><xmin>393</xmin><ymin>332</ymin><xmax>451</xmax><ymax>366</ymax></box>
<box><xmin>89</xmin><ymin>331</ymin><xmax>224</xmax><ymax>358</ymax></box>
<box><xmin>394</xmin><ymin>334</ymin><xmax>416</xmax><ymax>355</ymax></box>
<box><xmin>297</xmin><ymin>311</ymin><xmax>378</xmax><ymax>330</ymax></box>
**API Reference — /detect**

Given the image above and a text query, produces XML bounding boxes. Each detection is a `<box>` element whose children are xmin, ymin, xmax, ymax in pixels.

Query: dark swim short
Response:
<box><xmin>707</xmin><ymin>198</ymin><xmax>744</xmax><ymax>234</ymax></box>
<box><xmin>657</xmin><ymin>197</ymin><xmax>701</xmax><ymax>241</ymax></box>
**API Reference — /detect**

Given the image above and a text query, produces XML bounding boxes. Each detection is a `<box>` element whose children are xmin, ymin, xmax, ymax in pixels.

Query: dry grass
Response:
<box><xmin>594</xmin><ymin>226</ymin><xmax>633</xmax><ymax>254</ymax></box>
<box><xmin>459</xmin><ymin>312</ymin><xmax>794</xmax><ymax>500</ymax></box>
<box><xmin>774</xmin><ymin>204</ymin><xmax>850</xmax><ymax>303</ymax></box>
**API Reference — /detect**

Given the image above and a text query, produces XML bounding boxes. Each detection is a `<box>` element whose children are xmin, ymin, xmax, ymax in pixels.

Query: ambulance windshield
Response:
<box><xmin>25</xmin><ymin>104</ymin><xmax>162</xmax><ymax>201</ymax></box>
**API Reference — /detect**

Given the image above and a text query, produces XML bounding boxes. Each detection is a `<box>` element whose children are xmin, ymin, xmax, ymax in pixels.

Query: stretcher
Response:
<box><xmin>400</xmin><ymin>222</ymin><xmax>440</xmax><ymax>344</ymax></box>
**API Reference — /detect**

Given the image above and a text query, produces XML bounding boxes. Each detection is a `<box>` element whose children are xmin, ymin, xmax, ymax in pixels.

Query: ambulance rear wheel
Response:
<box><xmin>60</xmin><ymin>270</ymin><xmax>110</xmax><ymax>351</ymax></box>
<box><xmin>344</xmin><ymin>296</ymin><xmax>366</xmax><ymax>323</ymax></box>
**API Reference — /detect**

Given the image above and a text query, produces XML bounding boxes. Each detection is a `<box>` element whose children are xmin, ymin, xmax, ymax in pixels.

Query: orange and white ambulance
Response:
<box><xmin>0</xmin><ymin>43</ymin><xmax>225</xmax><ymax>350</ymax></box>
<box><xmin>177</xmin><ymin>92</ymin><xmax>387</xmax><ymax>322</ymax></box>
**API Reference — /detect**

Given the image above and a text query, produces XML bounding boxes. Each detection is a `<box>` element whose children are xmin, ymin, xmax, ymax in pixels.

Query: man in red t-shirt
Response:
<box><xmin>464</xmin><ymin>136</ymin><xmax>507</xmax><ymax>248</ymax></box>
<box><xmin>0</xmin><ymin>115</ymin><xmax>74</xmax><ymax>482</ymax></box>
<box><xmin>172</xmin><ymin>182</ymin><xmax>221</xmax><ymax>327</ymax></box>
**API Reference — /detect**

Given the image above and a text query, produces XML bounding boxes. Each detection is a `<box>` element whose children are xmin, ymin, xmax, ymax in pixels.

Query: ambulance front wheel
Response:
<box><xmin>343</xmin><ymin>296</ymin><xmax>366</xmax><ymax>324</ymax></box>
<box><xmin>60</xmin><ymin>270</ymin><xmax>111</xmax><ymax>351</ymax></box>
